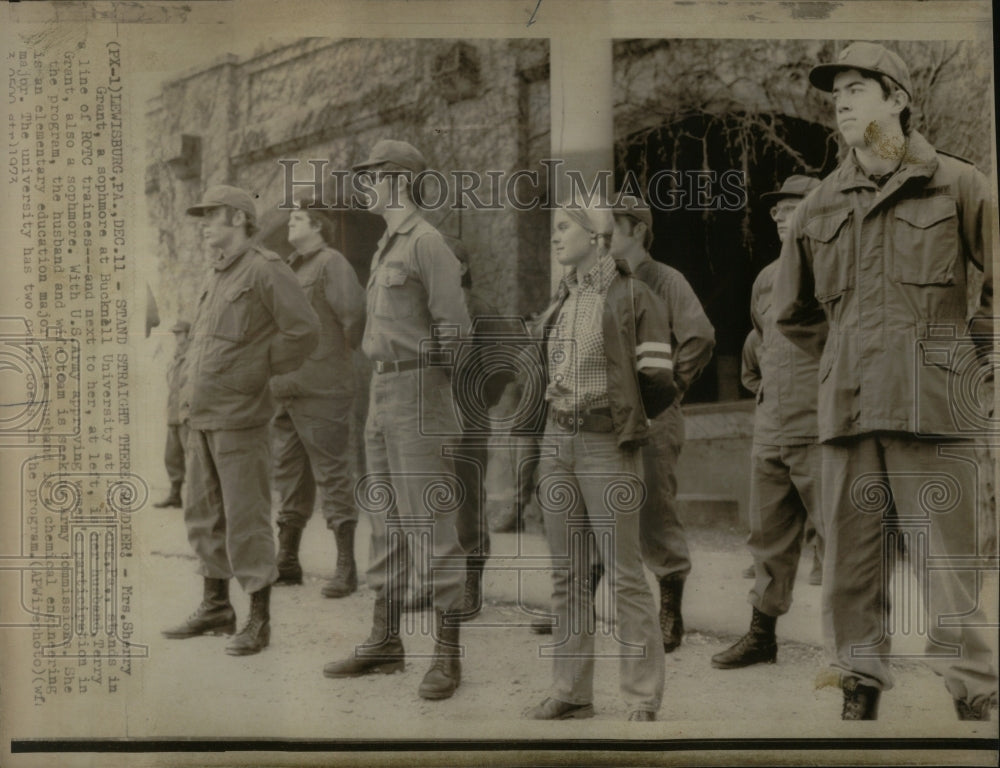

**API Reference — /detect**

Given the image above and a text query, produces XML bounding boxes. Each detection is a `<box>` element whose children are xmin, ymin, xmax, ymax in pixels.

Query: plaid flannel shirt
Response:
<box><xmin>546</xmin><ymin>255</ymin><xmax>618</xmax><ymax>412</ymax></box>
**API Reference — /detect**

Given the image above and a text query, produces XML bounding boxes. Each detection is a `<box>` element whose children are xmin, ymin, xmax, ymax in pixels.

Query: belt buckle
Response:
<box><xmin>554</xmin><ymin>410</ymin><xmax>575</xmax><ymax>431</ymax></box>
<box><xmin>374</xmin><ymin>360</ymin><xmax>390</xmax><ymax>374</ymax></box>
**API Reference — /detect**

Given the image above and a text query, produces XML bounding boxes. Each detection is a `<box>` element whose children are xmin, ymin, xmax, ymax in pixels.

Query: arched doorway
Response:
<box><xmin>616</xmin><ymin>112</ymin><xmax>838</xmax><ymax>404</ymax></box>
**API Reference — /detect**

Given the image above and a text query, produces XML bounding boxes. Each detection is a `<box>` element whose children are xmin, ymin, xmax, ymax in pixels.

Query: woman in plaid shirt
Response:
<box><xmin>524</xmin><ymin>197</ymin><xmax>677</xmax><ymax>722</ymax></box>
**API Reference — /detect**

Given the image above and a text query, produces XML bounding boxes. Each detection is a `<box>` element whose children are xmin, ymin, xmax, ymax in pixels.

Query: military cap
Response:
<box><xmin>760</xmin><ymin>175</ymin><xmax>821</xmax><ymax>204</ymax></box>
<box><xmin>351</xmin><ymin>139</ymin><xmax>428</xmax><ymax>174</ymax></box>
<box><xmin>186</xmin><ymin>185</ymin><xmax>257</xmax><ymax>219</ymax></box>
<box><xmin>809</xmin><ymin>41</ymin><xmax>912</xmax><ymax>98</ymax></box>
<box><xmin>170</xmin><ymin>320</ymin><xmax>191</xmax><ymax>333</ymax></box>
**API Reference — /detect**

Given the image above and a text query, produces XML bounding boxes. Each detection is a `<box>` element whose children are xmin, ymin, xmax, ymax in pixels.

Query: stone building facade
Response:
<box><xmin>145</xmin><ymin>38</ymin><xmax>551</xmax><ymax>327</ymax></box>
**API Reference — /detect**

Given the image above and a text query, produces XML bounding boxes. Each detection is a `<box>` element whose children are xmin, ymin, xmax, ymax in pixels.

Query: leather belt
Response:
<box><xmin>372</xmin><ymin>358</ymin><xmax>423</xmax><ymax>375</ymax></box>
<box><xmin>549</xmin><ymin>407</ymin><xmax>614</xmax><ymax>433</ymax></box>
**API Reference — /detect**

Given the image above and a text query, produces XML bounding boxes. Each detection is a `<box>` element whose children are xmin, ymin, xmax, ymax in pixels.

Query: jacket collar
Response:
<box><xmin>833</xmin><ymin>131</ymin><xmax>939</xmax><ymax>195</ymax></box>
<box><xmin>556</xmin><ymin>257</ymin><xmax>631</xmax><ymax>301</ymax></box>
<box><xmin>213</xmin><ymin>243</ymin><xmax>252</xmax><ymax>272</ymax></box>
<box><xmin>286</xmin><ymin>244</ymin><xmax>325</xmax><ymax>269</ymax></box>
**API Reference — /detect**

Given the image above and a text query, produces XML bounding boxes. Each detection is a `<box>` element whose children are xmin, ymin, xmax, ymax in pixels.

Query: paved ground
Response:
<box><xmin>132</xmin><ymin>499</ymin><xmax>998</xmax><ymax>743</ymax></box>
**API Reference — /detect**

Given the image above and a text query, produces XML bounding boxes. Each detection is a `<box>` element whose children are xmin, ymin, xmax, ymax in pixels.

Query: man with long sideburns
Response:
<box><xmin>773</xmin><ymin>42</ymin><xmax>997</xmax><ymax>720</ymax></box>
<box><xmin>163</xmin><ymin>185</ymin><xmax>318</xmax><ymax>656</ymax></box>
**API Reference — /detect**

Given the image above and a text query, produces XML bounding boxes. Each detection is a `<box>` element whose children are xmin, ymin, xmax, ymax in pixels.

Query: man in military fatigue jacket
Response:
<box><xmin>162</xmin><ymin>185</ymin><xmax>319</xmax><ymax>657</ymax></box>
<box><xmin>610</xmin><ymin>195</ymin><xmax>716</xmax><ymax>654</ymax></box>
<box><xmin>773</xmin><ymin>42</ymin><xmax>997</xmax><ymax>720</ymax></box>
<box><xmin>270</xmin><ymin>203</ymin><xmax>365</xmax><ymax>597</ymax></box>
<box><xmin>712</xmin><ymin>175</ymin><xmax>824</xmax><ymax>672</ymax></box>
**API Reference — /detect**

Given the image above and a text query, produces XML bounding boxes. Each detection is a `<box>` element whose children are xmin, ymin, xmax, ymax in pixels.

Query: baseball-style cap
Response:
<box><xmin>185</xmin><ymin>185</ymin><xmax>257</xmax><ymax>218</ymax></box>
<box><xmin>809</xmin><ymin>41</ymin><xmax>912</xmax><ymax>98</ymax></box>
<box><xmin>760</xmin><ymin>175</ymin><xmax>821</xmax><ymax>205</ymax></box>
<box><xmin>171</xmin><ymin>320</ymin><xmax>191</xmax><ymax>333</ymax></box>
<box><xmin>612</xmin><ymin>194</ymin><xmax>653</xmax><ymax>230</ymax></box>
<box><xmin>351</xmin><ymin>140</ymin><xmax>428</xmax><ymax>174</ymax></box>
<box><xmin>612</xmin><ymin>194</ymin><xmax>654</xmax><ymax>248</ymax></box>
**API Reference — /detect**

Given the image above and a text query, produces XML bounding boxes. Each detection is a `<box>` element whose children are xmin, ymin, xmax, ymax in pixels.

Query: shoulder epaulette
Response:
<box><xmin>937</xmin><ymin>149</ymin><xmax>977</xmax><ymax>169</ymax></box>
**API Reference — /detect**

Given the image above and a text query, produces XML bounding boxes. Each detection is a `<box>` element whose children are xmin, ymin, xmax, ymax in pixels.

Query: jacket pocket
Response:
<box><xmin>215</xmin><ymin>284</ymin><xmax>256</xmax><ymax>342</ymax></box>
<box><xmin>372</xmin><ymin>267</ymin><xmax>415</xmax><ymax>320</ymax></box>
<box><xmin>804</xmin><ymin>208</ymin><xmax>853</xmax><ymax>302</ymax></box>
<box><xmin>892</xmin><ymin>197</ymin><xmax>958</xmax><ymax>286</ymax></box>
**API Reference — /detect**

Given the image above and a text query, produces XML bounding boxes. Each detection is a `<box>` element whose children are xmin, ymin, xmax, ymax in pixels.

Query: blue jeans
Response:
<box><xmin>536</xmin><ymin>423</ymin><xmax>665</xmax><ymax>713</ymax></box>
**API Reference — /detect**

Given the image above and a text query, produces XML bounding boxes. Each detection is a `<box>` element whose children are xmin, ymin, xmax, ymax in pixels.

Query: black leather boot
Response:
<box><xmin>153</xmin><ymin>482</ymin><xmax>183</xmax><ymax>508</ymax></box>
<box><xmin>710</xmin><ymin>607</ymin><xmax>777</xmax><ymax>669</ymax></box>
<box><xmin>658</xmin><ymin>574</ymin><xmax>685</xmax><ymax>653</ymax></box>
<box><xmin>226</xmin><ymin>585</ymin><xmax>271</xmax><ymax>656</ymax></box>
<box><xmin>841</xmin><ymin>675</ymin><xmax>880</xmax><ymax>720</ymax></box>
<box><xmin>162</xmin><ymin>578</ymin><xmax>236</xmax><ymax>638</ymax></box>
<box><xmin>322</xmin><ymin>521</ymin><xmax>358</xmax><ymax>598</ymax></box>
<box><xmin>418</xmin><ymin>609</ymin><xmax>462</xmax><ymax>700</ymax></box>
<box><xmin>323</xmin><ymin>592</ymin><xmax>405</xmax><ymax>677</ymax></box>
<box><xmin>455</xmin><ymin>548</ymin><xmax>488</xmax><ymax>621</ymax></box>
<box><xmin>275</xmin><ymin>524</ymin><xmax>303</xmax><ymax>586</ymax></box>
<box><xmin>954</xmin><ymin>697</ymin><xmax>991</xmax><ymax>721</ymax></box>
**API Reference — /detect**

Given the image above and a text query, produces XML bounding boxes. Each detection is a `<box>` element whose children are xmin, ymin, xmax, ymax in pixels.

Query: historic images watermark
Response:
<box><xmin>278</xmin><ymin>158</ymin><xmax>749</xmax><ymax>213</ymax></box>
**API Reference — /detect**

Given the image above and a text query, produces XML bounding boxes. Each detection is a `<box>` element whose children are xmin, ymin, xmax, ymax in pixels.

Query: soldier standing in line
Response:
<box><xmin>153</xmin><ymin>319</ymin><xmax>192</xmax><ymax>509</ymax></box>
<box><xmin>610</xmin><ymin>195</ymin><xmax>716</xmax><ymax>653</ymax></box>
<box><xmin>323</xmin><ymin>140</ymin><xmax>472</xmax><ymax>701</ymax></box>
<box><xmin>773</xmin><ymin>42</ymin><xmax>997</xmax><ymax>719</ymax></box>
<box><xmin>162</xmin><ymin>185</ymin><xmax>319</xmax><ymax>656</ymax></box>
<box><xmin>270</xmin><ymin>202</ymin><xmax>366</xmax><ymax>597</ymax></box>
<box><xmin>401</xmin><ymin>236</ymin><xmax>519</xmax><ymax>618</ymax></box>
<box><xmin>711</xmin><ymin>174</ymin><xmax>825</xmax><ymax>671</ymax></box>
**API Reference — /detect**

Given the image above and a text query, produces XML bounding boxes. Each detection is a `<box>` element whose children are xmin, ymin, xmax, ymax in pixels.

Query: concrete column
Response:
<box><xmin>548</xmin><ymin>38</ymin><xmax>614</xmax><ymax>293</ymax></box>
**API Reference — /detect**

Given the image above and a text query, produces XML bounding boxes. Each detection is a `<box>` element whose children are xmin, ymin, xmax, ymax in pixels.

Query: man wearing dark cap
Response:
<box><xmin>774</xmin><ymin>42</ymin><xmax>997</xmax><ymax>720</ymax></box>
<box><xmin>154</xmin><ymin>320</ymin><xmax>192</xmax><ymax>508</ymax></box>
<box><xmin>162</xmin><ymin>184</ymin><xmax>319</xmax><ymax>656</ymax></box>
<box><xmin>270</xmin><ymin>203</ymin><xmax>365</xmax><ymax>596</ymax></box>
<box><xmin>711</xmin><ymin>174</ymin><xmax>824</xmax><ymax>671</ymax></box>
<box><xmin>323</xmin><ymin>141</ymin><xmax>472</xmax><ymax>701</ymax></box>
<box><xmin>609</xmin><ymin>194</ymin><xmax>716</xmax><ymax>654</ymax></box>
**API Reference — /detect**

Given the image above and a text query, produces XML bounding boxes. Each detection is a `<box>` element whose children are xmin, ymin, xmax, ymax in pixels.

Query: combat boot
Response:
<box><xmin>275</xmin><ymin>524</ymin><xmax>303</xmax><ymax>586</ymax></box>
<box><xmin>418</xmin><ymin>609</ymin><xmax>462</xmax><ymax>700</ymax></box>
<box><xmin>455</xmin><ymin>548</ymin><xmax>488</xmax><ymax>622</ymax></box>
<box><xmin>321</xmin><ymin>521</ymin><xmax>358</xmax><ymax>598</ymax></box>
<box><xmin>323</xmin><ymin>593</ymin><xmax>405</xmax><ymax>677</ymax></box>
<box><xmin>658</xmin><ymin>574</ymin><xmax>685</xmax><ymax>653</ymax></box>
<box><xmin>226</xmin><ymin>586</ymin><xmax>271</xmax><ymax>656</ymax></box>
<box><xmin>954</xmin><ymin>697</ymin><xmax>991</xmax><ymax>721</ymax></box>
<box><xmin>162</xmin><ymin>578</ymin><xmax>236</xmax><ymax>638</ymax></box>
<box><xmin>841</xmin><ymin>675</ymin><xmax>880</xmax><ymax>720</ymax></box>
<box><xmin>153</xmin><ymin>482</ymin><xmax>183</xmax><ymax>509</ymax></box>
<box><xmin>710</xmin><ymin>607</ymin><xmax>777</xmax><ymax>669</ymax></box>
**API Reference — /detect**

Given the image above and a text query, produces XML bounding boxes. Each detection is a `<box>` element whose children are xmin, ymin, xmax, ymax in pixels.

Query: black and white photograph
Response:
<box><xmin>0</xmin><ymin>2</ymin><xmax>997</xmax><ymax>766</ymax></box>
